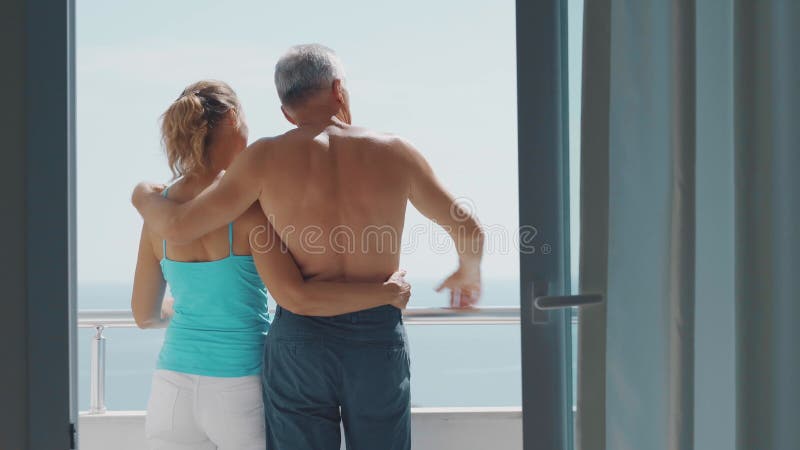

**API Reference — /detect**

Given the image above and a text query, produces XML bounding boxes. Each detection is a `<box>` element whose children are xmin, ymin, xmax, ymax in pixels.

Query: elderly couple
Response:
<box><xmin>130</xmin><ymin>44</ymin><xmax>484</xmax><ymax>450</ymax></box>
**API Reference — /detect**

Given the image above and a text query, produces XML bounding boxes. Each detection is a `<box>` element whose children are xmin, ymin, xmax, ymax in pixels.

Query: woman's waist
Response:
<box><xmin>165</xmin><ymin>288</ymin><xmax>266</xmax><ymax>307</ymax></box>
<box><xmin>156</xmin><ymin>345</ymin><xmax>264</xmax><ymax>377</ymax></box>
<box><xmin>169</xmin><ymin>310</ymin><xmax>270</xmax><ymax>329</ymax></box>
<box><xmin>160</xmin><ymin>335</ymin><xmax>265</xmax><ymax>352</ymax></box>
<box><xmin>165</xmin><ymin>322</ymin><xmax>269</xmax><ymax>343</ymax></box>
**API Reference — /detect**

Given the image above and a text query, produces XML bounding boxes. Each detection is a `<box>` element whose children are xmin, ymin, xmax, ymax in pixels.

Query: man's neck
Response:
<box><xmin>288</xmin><ymin>96</ymin><xmax>348</xmax><ymax>127</ymax></box>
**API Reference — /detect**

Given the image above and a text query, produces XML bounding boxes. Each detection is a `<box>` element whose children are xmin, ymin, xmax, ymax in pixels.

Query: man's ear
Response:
<box><xmin>281</xmin><ymin>105</ymin><xmax>297</xmax><ymax>125</ymax></box>
<box><xmin>333</xmin><ymin>79</ymin><xmax>346</xmax><ymax>105</ymax></box>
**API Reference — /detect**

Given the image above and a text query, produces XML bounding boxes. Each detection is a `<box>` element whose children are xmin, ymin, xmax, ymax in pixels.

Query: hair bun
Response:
<box><xmin>161</xmin><ymin>80</ymin><xmax>241</xmax><ymax>179</ymax></box>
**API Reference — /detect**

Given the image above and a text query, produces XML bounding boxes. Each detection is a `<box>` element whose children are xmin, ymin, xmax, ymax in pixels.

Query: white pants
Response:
<box><xmin>145</xmin><ymin>369</ymin><xmax>266</xmax><ymax>450</ymax></box>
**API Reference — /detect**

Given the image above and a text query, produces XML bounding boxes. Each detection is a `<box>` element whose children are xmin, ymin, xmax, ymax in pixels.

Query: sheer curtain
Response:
<box><xmin>576</xmin><ymin>1</ymin><xmax>799</xmax><ymax>450</ymax></box>
<box><xmin>734</xmin><ymin>2</ymin><xmax>800</xmax><ymax>449</ymax></box>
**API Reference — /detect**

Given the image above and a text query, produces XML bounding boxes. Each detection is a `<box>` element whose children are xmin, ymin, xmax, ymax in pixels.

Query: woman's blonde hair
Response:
<box><xmin>161</xmin><ymin>80</ymin><xmax>241</xmax><ymax>178</ymax></box>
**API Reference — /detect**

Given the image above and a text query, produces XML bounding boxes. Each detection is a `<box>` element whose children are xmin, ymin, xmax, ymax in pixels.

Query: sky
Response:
<box><xmin>76</xmin><ymin>0</ymin><xmax>582</xmax><ymax>288</ymax></box>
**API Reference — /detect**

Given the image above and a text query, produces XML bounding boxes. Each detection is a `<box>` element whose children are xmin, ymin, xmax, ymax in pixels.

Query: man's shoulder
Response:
<box><xmin>246</xmin><ymin>135</ymin><xmax>293</xmax><ymax>159</ymax></box>
<box><xmin>247</xmin><ymin>128</ymin><xmax>417</xmax><ymax>161</ymax></box>
<box><xmin>250</xmin><ymin>128</ymin><xmax>325</xmax><ymax>149</ymax></box>
<box><xmin>343</xmin><ymin>127</ymin><xmax>415</xmax><ymax>154</ymax></box>
<box><xmin>249</xmin><ymin>135</ymin><xmax>287</xmax><ymax>148</ymax></box>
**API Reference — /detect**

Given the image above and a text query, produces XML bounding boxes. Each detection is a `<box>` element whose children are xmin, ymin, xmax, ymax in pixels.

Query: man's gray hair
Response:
<box><xmin>274</xmin><ymin>44</ymin><xmax>346</xmax><ymax>106</ymax></box>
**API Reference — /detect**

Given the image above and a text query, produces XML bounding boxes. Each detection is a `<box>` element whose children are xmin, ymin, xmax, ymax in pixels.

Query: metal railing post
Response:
<box><xmin>88</xmin><ymin>324</ymin><xmax>106</xmax><ymax>414</ymax></box>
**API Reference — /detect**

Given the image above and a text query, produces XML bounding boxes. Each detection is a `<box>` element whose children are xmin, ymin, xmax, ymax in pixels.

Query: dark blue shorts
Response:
<box><xmin>262</xmin><ymin>305</ymin><xmax>411</xmax><ymax>450</ymax></box>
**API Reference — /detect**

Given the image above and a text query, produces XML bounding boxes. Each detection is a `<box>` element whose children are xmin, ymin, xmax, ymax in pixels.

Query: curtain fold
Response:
<box><xmin>602</xmin><ymin>2</ymin><xmax>696</xmax><ymax>450</ymax></box>
<box><xmin>577</xmin><ymin>1</ymin><xmax>799</xmax><ymax>449</ymax></box>
<box><xmin>694</xmin><ymin>0</ymin><xmax>736</xmax><ymax>448</ymax></box>
<box><xmin>666</xmin><ymin>3</ymin><xmax>696</xmax><ymax>450</ymax></box>
<box><xmin>734</xmin><ymin>2</ymin><xmax>800</xmax><ymax>449</ymax></box>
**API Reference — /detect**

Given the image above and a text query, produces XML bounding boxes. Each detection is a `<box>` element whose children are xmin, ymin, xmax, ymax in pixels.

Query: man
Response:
<box><xmin>132</xmin><ymin>44</ymin><xmax>484</xmax><ymax>450</ymax></box>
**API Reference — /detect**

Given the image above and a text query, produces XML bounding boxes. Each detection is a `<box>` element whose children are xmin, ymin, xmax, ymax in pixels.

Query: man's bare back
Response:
<box><xmin>253</xmin><ymin>123</ymin><xmax>412</xmax><ymax>284</ymax></box>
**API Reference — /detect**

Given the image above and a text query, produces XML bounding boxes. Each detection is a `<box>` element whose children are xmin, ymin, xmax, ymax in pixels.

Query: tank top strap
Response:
<box><xmin>162</xmin><ymin>186</ymin><xmax>170</xmax><ymax>259</ymax></box>
<box><xmin>228</xmin><ymin>222</ymin><xmax>234</xmax><ymax>256</ymax></box>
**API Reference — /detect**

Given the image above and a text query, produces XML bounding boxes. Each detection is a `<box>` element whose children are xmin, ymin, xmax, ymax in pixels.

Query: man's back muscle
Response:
<box><xmin>254</xmin><ymin>125</ymin><xmax>411</xmax><ymax>283</ymax></box>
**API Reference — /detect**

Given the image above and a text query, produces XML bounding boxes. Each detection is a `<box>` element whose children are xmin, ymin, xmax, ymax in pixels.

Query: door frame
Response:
<box><xmin>13</xmin><ymin>0</ymin><xmax>78</xmax><ymax>447</ymax></box>
<box><xmin>10</xmin><ymin>0</ymin><xmax>573</xmax><ymax>447</ymax></box>
<box><xmin>516</xmin><ymin>0</ymin><xmax>574</xmax><ymax>449</ymax></box>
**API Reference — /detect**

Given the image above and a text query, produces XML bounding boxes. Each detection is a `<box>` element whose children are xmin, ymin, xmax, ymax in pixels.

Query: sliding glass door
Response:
<box><xmin>517</xmin><ymin>0</ymin><xmax>586</xmax><ymax>449</ymax></box>
<box><xmin>68</xmin><ymin>0</ymin><xmax>584</xmax><ymax>448</ymax></box>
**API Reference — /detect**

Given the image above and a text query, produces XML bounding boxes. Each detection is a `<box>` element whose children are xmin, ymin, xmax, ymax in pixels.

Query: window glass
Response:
<box><xmin>77</xmin><ymin>0</ymin><xmax>520</xmax><ymax>409</ymax></box>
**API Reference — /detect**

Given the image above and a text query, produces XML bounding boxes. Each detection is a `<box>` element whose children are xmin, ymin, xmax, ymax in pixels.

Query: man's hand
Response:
<box><xmin>385</xmin><ymin>269</ymin><xmax>412</xmax><ymax>310</ymax></box>
<box><xmin>131</xmin><ymin>182</ymin><xmax>166</xmax><ymax>209</ymax></box>
<box><xmin>160</xmin><ymin>297</ymin><xmax>175</xmax><ymax>320</ymax></box>
<box><xmin>436</xmin><ymin>264</ymin><xmax>481</xmax><ymax>308</ymax></box>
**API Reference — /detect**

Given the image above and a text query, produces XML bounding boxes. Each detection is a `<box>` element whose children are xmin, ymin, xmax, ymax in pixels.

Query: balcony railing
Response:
<box><xmin>78</xmin><ymin>306</ymin><xmax>521</xmax><ymax>414</ymax></box>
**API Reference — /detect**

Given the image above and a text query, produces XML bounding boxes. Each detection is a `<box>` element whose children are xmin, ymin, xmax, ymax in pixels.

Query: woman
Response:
<box><xmin>131</xmin><ymin>80</ymin><xmax>410</xmax><ymax>450</ymax></box>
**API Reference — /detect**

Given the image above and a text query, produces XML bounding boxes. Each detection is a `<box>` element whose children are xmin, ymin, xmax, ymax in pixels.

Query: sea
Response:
<box><xmin>77</xmin><ymin>278</ymin><xmax>577</xmax><ymax>411</ymax></box>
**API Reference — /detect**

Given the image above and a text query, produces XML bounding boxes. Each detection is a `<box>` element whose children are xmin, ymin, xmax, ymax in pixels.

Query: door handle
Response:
<box><xmin>534</xmin><ymin>294</ymin><xmax>604</xmax><ymax>310</ymax></box>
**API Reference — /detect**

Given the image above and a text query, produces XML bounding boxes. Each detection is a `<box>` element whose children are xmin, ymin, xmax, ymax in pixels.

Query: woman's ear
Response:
<box><xmin>227</xmin><ymin>109</ymin><xmax>239</xmax><ymax>126</ymax></box>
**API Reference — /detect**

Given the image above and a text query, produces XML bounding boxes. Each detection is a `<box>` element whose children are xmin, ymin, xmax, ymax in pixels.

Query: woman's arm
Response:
<box><xmin>131</xmin><ymin>224</ymin><xmax>171</xmax><ymax>329</ymax></box>
<box><xmin>250</xmin><ymin>220</ymin><xmax>411</xmax><ymax>317</ymax></box>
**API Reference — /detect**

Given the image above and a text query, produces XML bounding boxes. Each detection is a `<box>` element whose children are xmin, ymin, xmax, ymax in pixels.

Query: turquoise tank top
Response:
<box><xmin>156</xmin><ymin>188</ymin><xmax>270</xmax><ymax>377</ymax></box>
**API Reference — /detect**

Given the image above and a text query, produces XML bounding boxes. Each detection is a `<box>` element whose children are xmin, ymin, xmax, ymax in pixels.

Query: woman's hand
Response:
<box><xmin>385</xmin><ymin>270</ymin><xmax>411</xmax><ymax>310</ymax></box>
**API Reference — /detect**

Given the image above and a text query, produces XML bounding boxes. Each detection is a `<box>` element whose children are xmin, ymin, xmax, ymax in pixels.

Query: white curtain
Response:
<box><xmin>576</xmin><ymin>1</ymin><xmax>799</xmax><ymax>450</ymax></box>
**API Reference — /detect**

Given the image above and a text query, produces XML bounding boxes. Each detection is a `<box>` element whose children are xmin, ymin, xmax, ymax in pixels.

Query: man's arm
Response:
<box><xmin>131</xmin><ymin>143</ymin><xmax>264</xmax><ymax>244</ymax></box>
<box><xmin>250</xmin><ymin>219</ymin><xmax>411</xmax><ymax>316</ymax></box>
<box><xmin>402</xmin><ymin>139</ymin><xmax>485</xmax><ymax>307</ymax></box>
